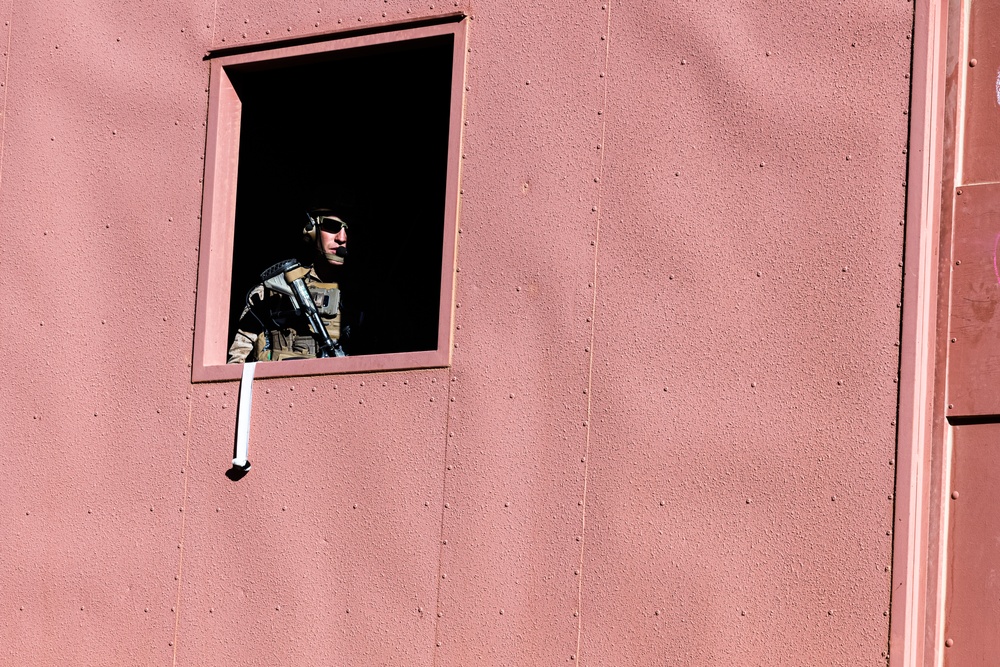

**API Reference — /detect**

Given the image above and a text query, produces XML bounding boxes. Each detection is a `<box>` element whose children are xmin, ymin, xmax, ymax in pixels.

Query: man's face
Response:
<box><xmin>317</xmin><ymin>218</ymin><xmax>347</xmax><ymax>266</ymax></box>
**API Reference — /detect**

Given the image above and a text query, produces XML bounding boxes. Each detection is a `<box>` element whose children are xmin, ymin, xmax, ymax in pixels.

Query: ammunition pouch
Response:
<box><xmin>268</xmin><ymin>328</ymin><xmax>317</xmax><ymax>361</ymax></box>
<box><xmin>309</xmin><ymin>282</ymin><xmax>341</xmax><ymax>341</ymax></box>
<box><xmin>310</xmin><ymin>284</ymin><xmax>340</xmax><ymax>317</ymax></box>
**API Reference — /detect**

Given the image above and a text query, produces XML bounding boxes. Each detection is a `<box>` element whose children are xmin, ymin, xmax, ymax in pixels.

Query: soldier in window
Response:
<box><xmin>227</xmin><ymin>208</ymin><xmax>357</xmax><ymax>363</ymax></box>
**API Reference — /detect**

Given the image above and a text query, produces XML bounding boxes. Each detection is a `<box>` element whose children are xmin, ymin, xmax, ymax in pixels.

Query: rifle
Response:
<box><xmin>258</xmin><ymin>259</ymin><xmax>340</xmax><ymax>357</ymax></box>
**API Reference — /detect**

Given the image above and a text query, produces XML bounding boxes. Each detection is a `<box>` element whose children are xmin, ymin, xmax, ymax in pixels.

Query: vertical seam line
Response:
<box><xmin>432</xmin><ymin>21</ymin><xmax>470</xmax><ymax>666</ymax></box>
<box><xmin>0</xmin><ymin>0</ymin><xmax>14</xmax><ymax>194</ymax></box>
<box><xmin>432</xmin><ymin>371</ymin><xmax>455</xmax><ymax>667</ymax></box>
<box><xmin>171</xmin><ymin>400</ymin><xmax>194</xmax><ymax>666</ymax></box>
<box><xmin>575</xmin><ymin>2</ymin><xmax>612</xmax><ymax>664</ymax></box>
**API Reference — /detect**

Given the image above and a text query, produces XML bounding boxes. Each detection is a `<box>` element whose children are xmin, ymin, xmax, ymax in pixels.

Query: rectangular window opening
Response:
<box><xmin>193</xmin><ymin>20</ymin><xmax>466</xmax><ymax>382</ymax></box>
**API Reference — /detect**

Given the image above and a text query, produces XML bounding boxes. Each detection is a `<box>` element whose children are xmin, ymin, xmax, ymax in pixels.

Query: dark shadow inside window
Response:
<box><xmin>227</xmin><ymin>34</ymin><xmax>453</xmax><ymax>357</ymax></box>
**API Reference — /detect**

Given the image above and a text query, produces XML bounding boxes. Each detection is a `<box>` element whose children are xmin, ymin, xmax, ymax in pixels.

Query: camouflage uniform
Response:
<box><xmin>227</xmin><ymin>266</ymin><xmax>348</xmax><ymax>363</ymax></box>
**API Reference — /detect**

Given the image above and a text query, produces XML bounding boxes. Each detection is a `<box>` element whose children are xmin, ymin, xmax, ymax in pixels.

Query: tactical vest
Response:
<box><xmin>256</xmin><ymin>280</ymin><xmax>343</xmax><ymax>361</ymax></box>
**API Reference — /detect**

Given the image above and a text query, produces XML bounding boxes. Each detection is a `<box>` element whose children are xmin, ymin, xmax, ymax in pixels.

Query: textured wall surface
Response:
<box><xmin>0</xmin><ymin>0</ymin><xmax>912</xmax><ymax>665</ymax></box>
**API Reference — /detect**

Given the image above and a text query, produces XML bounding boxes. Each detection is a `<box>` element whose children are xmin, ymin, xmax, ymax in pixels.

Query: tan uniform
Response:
<box><xmin>227</xmin><ymin>267</ymin><xmax>344</xmax><ymax>364</ymax></box>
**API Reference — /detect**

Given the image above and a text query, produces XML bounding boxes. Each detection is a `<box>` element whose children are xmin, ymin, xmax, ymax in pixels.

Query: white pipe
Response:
<box><xmin>233</xmin><ymin>361</ymin><xmax>257</xmax><ymax>470</ymax></box>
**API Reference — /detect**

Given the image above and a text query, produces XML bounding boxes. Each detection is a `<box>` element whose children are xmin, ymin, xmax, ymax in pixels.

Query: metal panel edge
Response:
<box><xmin>890</xmin><ymin>1</ymin><xmax>949</xmax><ymax>666</ymax></box>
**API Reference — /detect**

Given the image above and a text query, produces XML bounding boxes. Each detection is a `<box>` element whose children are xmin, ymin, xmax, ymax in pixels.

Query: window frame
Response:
<box><xmin>192</xmin><ymin>19</ymin><xmax>467</xmax><ymax>382</ymax></box>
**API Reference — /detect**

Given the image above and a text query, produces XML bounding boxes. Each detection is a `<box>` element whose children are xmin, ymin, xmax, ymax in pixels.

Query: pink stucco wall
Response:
<box><xmin>0</xmin><ymin>0</ymin><xmax>911</xmax><ymax>664</ymax></box>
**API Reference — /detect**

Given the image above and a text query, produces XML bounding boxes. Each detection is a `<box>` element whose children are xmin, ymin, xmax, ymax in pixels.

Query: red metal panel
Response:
<box><xmin>0</xmin><ymin>0</ymin><xmax>213</xmax><ymax>663</ymax></box>
<box><xmin>947</xmin><ymin>183</ymin><xmax>1000</xmax><ymax>416</ymax></box>
<box><xmin>432</xmin><ymin>2</ymin><xmax>606</xmax><ymax>663</ymax></box>
<box><xmin>0</xmin><ymin>0</ymin><xmax>915</xmax><ymax>665</ymax></box>
<box><xmin>210</xmin><ymin>0</ymin><xmax>468</xmax><ymax>49</ymax></box>
<box><xmin>581</xmin><ymin>0</ymin><xmax>908</xmax><ymax>664</ymax></box>
<box><xmin>174</xmin><ymin>373</ymin><xmax>448</xmax><ymax>665</ymax></box>
<box><xmin>944</xmin><ymin>423</ymin><xmax>1000</xmax><ymax>666</ymax></box>
<box><xmin>961</xmin><ymin>0</ymin><xmax>1000</xmax><ymax>185</ymax></box>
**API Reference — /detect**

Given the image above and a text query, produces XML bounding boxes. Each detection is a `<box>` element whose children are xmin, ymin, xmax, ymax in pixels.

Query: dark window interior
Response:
<box><xmin>227</xmin><ymin>34</ymin><xmax>453</xmax><ymax>357</ymax></box>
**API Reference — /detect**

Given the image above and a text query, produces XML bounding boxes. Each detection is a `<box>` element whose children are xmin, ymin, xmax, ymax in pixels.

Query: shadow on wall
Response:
<box><xmin>227</xmin><ymin>34</ymin><xmax>454</xmax><ymax>356</ymax></box>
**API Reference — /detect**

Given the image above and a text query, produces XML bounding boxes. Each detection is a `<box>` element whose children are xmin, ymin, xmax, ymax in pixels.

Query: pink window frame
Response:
<box><xmin>191</xmin><ymin>19</ymin><xmax>468</xmax><ymax>383</ymax></box>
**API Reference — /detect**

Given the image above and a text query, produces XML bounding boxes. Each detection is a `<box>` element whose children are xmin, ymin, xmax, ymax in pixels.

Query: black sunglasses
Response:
<box><xmin>317</xmin><ymin>216</ymin><xmax>347</xmax><ymax>233</ymax></box>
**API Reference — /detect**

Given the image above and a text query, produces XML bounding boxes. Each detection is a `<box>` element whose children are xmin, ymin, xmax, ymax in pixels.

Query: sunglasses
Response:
<box><xmin>316</xmin><ymin>215</ymin><xmax>348</xmax><ymax>234</ymax></box>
